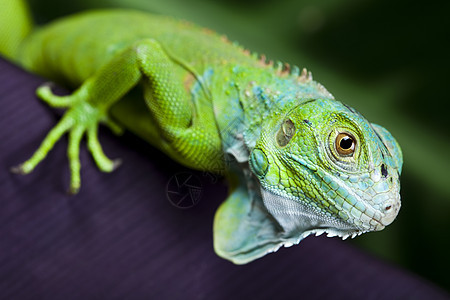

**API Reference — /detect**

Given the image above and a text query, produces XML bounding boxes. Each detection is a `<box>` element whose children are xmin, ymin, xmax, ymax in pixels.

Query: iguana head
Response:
<box><xmin>249</xmin><ymin>98</ymin><xmax>402</xmax><ymax>240</ymax></box>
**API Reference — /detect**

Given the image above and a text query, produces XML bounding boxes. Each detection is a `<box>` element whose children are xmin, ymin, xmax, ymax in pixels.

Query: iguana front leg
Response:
<box><xmin>12</xmin><ymin>38</ymin><xmax>222</xmax><ymax>193</ymax></box>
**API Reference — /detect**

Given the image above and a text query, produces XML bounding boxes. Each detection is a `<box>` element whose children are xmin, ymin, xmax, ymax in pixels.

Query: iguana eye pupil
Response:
<box><xmin>340</xmin><ymin>136</ymin><xmax>353</xmax><ymax>149</ymax></box>
<box><xmin>336</xmin><ymin>133</ymin><xmax>355</xmax><ymax>156</ymax></box>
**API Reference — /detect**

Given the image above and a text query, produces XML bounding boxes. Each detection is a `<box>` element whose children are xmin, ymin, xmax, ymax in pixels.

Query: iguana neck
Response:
<box><xmin>211</xmin><ymin>64</ymin><xmax>333</xmax><ymax>167</ymax></box>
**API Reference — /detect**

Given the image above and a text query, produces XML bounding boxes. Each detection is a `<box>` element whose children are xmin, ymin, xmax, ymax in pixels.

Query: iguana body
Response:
<box><xmin>1</xmin><ymin>1</ymin><xmax>402</xmax><ymax>264</ymax></box>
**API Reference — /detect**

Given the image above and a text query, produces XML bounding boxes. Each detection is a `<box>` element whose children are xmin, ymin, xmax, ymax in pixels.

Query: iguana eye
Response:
<box><xmin>276</xmin><ymin>119</ymin><xmax>295</xmax><ymax>147</ymax></box>
<box><xmin>335</xmin><ymin>132</ymin><xmax>356</xmax><ymax>156</ymax></box>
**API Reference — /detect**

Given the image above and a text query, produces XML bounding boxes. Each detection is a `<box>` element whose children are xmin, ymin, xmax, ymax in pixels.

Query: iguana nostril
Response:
<box><xmin>379</xmin><ymin>198</ymin><xmax>400</xmax><ymax>226</ymax></box>
<box><xmin>381</xmin><ymin>164</ymin><xmax>388</xmax><ymax>178</ymax></box>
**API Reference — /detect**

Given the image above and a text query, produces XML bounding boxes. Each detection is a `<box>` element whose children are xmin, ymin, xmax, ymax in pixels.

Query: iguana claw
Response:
<box><xmin>11</xmin><ymin>85</ymin><xmax>122</xmax><ymax>194</ymax></box>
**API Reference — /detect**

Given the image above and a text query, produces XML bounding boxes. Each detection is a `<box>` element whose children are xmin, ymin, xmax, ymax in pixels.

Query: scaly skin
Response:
<box><xmin>1</xmin><ymin>2</ymin><xmax>402</xmax><ymax>264</ymax></box>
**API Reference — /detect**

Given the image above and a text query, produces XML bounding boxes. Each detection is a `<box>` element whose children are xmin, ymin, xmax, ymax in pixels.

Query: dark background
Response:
<box><xmin>3</xmin><ymin>0</ymin><xmax>450</xmax><ymax>296</ymax></box>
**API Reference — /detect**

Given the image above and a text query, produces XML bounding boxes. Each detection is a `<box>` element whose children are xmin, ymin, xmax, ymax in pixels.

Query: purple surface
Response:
<box><xmin>0</xmin><ymin>56</ymin><xmax>448</xmax><ymax>299</ymax></box>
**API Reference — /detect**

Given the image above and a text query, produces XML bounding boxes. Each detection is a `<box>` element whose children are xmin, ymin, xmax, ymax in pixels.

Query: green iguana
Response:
<box><xmin>0</xmin><ymin>0</ymin><xmax>402</xmax><ymax>264</ymax></box>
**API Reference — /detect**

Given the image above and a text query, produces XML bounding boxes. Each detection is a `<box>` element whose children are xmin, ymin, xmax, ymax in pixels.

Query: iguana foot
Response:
<box><xmin>11</xmin><ymin>84</ymin><xmax>122</xmax><ymax>194</ymax></box>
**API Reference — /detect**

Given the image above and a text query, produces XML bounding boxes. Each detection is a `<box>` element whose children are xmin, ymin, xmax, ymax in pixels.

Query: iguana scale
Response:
<box><xmin>0</xmin><ymin>0</ymin><xmax>402</xmax><ymax>264</ymax></box>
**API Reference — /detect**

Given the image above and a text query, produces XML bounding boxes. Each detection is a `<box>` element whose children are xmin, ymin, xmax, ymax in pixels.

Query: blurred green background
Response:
<box><xmin>28</xmin><ymin>0</ymin><xmax>450</xmax><ymax>292</ymax></box>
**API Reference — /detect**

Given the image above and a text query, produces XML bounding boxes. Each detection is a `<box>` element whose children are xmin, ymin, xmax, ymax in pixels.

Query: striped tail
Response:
<box><xmin>0</xmin><ymin>0</ymin><xmax>33</xmax><ymax>62</ymax></box>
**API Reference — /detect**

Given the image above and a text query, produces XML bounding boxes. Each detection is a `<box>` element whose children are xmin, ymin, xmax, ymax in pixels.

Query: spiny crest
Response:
<box><xmin>218</xmin><ymin>34</ymin><xmax>312</xmax><ymax>84</ymax></box>
<box><xmin>257</xmin><ymin>54</ymin><xmax>334</xmax><ymax>99</ymax></box>
<box><xmin>256</xmin><ymin>53</ymin><xmax>313</xmax><ymax>83</ymax></box>
<box><xmin>316</xmin><ymin>82</ymin><xmax>334</xmax><ymax>99</ymax></box>
<box><xmin>224</xmin><ymin>37</ymin><xmax>257</xmax><ymax>58</ymax></box>
<box><xmin>220</xmin><ymin>34</ymin><xmax>231</xmax><ymax>44</ymax></box>
<box><xmin>297</xmin><ymin>67</ymin><xmax>313</xmax><ymax>83</ymax></box>
<box><xmin>226</xmin><ymin>39</ymin><xmax>333</xmax><ymax>99</ymax></box>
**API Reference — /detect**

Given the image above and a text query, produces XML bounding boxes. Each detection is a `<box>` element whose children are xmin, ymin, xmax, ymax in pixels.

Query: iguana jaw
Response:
<box><xmin>260</xmin><ymin>186</ymin><xmax>391</xmax><ymax>244</ymax></box>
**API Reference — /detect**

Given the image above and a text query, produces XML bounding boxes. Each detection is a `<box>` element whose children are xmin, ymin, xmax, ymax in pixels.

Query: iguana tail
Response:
<box><xmin>0</xmin><ymin>0</ymin><xmax>33</xmax><ymax>62</ymax></box>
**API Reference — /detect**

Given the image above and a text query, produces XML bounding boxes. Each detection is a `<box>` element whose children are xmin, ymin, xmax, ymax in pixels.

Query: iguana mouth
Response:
<box><xmin>281</xmin><ymin>152</ymin><xmax>399</xmax><ymax>232</ymax></box>
<box><xmin>307</xmin><ymin>228</ymin><xmax>367</xmax><ymax>240</ymax></box>
<box><xmin>260</xmin><ymin>187</ymin><xmax>359</xmax><ymax>238</ymax></box>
